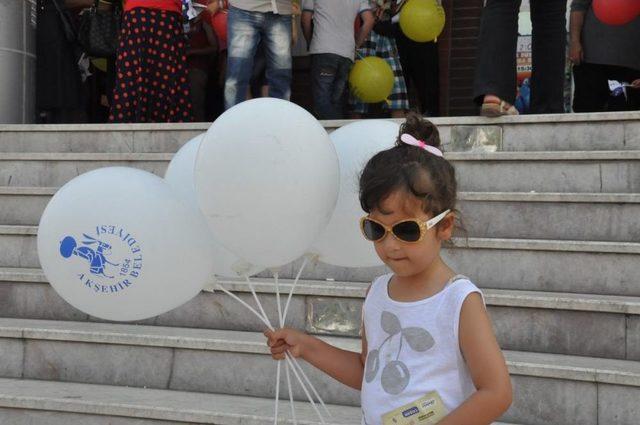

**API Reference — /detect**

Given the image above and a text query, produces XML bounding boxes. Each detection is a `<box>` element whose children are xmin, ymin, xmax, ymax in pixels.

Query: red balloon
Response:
<box><xmin>593</xmin><ymin>0</ymin><xmax>640</xmax><ymax>26</ymax></box>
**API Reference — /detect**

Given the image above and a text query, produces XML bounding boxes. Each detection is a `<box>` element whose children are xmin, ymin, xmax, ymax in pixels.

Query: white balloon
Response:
<box><xmin>311</xmin><ymin>120</ymin><xmax>399</xmax><ymax>268</ymax></box>
<box><xmin>165</xmin><ymin>134</ymin><xmax>263</xmax><ymax>278</ymax></box>
<box><xmin>37</xmin><ymin>167</ymin><xmax>216</xmax><ymax>321</ymax></box>
<box><xmin>195</xmin><ymin>98</ymin><xmax>340</xmax><ymax>269</ymax></box>
<box><xmin>165</xmin><ymin>135</ymin><xmax>206</xmax><ymax>207</ymax></box>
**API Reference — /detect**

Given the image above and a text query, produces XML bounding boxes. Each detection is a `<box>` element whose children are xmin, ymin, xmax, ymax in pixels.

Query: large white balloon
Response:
<box><xmin>37</xmin><ymin>167</ymin><xmax>216</xmax><ymax>321</ymax></box>
<box><xmin>195</xmin><ymin>98</ymin><xmax>339</xmax><ymax>269</ymax></box>
<box><xmin>165</xmin><ymin>134</ymin><xmax>262</xmax><ymax>278</ymax></box>
<box><xmin>311</xmin><ymin>120</ymin><xmax>399</xmax><ymax>268</ymax></box>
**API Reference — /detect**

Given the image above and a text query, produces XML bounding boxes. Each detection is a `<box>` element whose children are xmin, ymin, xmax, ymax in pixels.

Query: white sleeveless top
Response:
<box><xmin>360</xmin><ymin>273</ymin><xmax>482</xmax><ymax>425</ymax></box>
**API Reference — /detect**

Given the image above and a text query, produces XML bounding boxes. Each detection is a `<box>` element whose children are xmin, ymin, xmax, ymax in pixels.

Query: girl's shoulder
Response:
<box><xmin>445</xmin><ymin>275</ymin><xmax>484</xmax><ymax>304</ymax></box>
<box><xmin>444</xmin><ymin>276</ymin><xmax>484</xmax><ymax>339</ymax></box>
<box><xmin>366</xmin><ymin>272</ymin><xmax>394</xmax><ymax>295</ymax></box>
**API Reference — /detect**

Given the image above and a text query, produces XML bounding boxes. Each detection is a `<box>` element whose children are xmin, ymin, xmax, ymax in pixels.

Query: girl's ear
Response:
<box><xmin>436</xmin><ymin>213</ymin><xmax>455</xmax><ymax>242</ymax></box>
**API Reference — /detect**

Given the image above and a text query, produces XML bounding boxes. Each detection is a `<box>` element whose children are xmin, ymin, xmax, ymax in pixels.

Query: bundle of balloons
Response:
<box><xmin>37</xmin><ymin>98</ymin><xmax>399</xmax><ymax>422</ymax></box>
<box><xmin>349</xmin><ymin>0</ymin><xmax>445</xmax><ymax>104</ymax></box>
<box><xmin>593</xmin><ymin>0</ymin><xmax>640</xmax><ymax>26</ymax></box>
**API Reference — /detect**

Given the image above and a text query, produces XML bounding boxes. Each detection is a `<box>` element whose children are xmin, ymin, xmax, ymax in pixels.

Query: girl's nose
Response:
<box><xmin>379</xmin><ymin>232</ymin><xmax>402</xmax><ymax>251</ymax></box>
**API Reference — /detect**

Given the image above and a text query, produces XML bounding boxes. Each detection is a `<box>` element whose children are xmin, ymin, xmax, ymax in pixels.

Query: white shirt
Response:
<box><xmin>361</xmin><ymin>274</ymin><xmax>481</xmax><ymax>425</ymax></box>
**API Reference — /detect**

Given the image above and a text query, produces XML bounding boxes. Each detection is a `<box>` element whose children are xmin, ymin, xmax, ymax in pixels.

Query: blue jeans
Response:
<box><xmin>311</xmin><ymin>53</ymin><xmax>353</xmax><ymax>120</ymax></box>
<box><xmin>224</xmin><ymin>6</ymin><xmax>292</xmax><ymax>109</ymax></box>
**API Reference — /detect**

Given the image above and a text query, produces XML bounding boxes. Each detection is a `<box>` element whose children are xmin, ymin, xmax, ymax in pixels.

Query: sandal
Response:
<box><xmin>480</xmin><ymin>96</ymin><xmax>519</xmax><ymax>117</ymax></box>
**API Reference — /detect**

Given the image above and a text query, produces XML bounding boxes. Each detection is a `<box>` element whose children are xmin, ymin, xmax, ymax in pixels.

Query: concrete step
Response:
<box><xmin>3</xmin><ymin>226</ymin><xmax>640</xmax><ymax>296</ymax></box>
<box><xmin>0</xmin><ymin>377</ymin><xmax>360</xmax><ymax>425</ymax></box>
<box><xmin>282</xmin><ymin>239</ymin><xmax>640</xmax><ymax>297</ymax></box>
<box><xmin>0</xmin><ymin>112</ymin><xmax>638</xmax><ymax>153</ymax></box>
<box><xmin>458</xmin><ymin>192</ymin><xmax>640</xmax><ymax>242</ymax></box>
<box><xmin>0</xmin><ymin>151</ymin><xmax>639</xmax><ymax>192</ymax></box>
<box><xmin>1</xmin><ymin>319</ymin><xmax>638</xmax><ymax>425</ymax></box>
<box><xmin>2</xmin><ymin>188</ymin><xmax>640</xmax><ymax>242</ymax></box>
<box><xmin>1</xmin><ymin>270</ymin><xmax>639</xmax><ymax>360</ymax></box>
<box><xmin>0</xmin><ymin>378</ymin><xmax>517</xmax><ymax>425</ymax></box>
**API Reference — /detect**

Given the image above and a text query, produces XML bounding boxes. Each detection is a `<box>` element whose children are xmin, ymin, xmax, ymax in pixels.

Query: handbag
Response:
<box><xmin>77</xmin><ymin>0</ymin><xmax>122</xmax><ymax>57</ymax></box>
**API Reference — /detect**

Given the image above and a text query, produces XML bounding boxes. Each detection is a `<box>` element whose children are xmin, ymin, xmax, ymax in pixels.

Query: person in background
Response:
<box><xmin>205</xmin><ymin>0</ymin><xmax>228</xmax><ymax>118</ymax></box>
<box><xmin>109</xmin><ymin>0</ymin><xmax>192</xmax><ymax>123</ymax></box>
<box><xmin>569</xmin><ymin>0</ymin><xmax>640</xmax><ymax>112</ymax></box>
<box><xmin>301</xmin><ymin>0</ymin><xmax>375</xmax><ymax>120</ymax></box>
<box><xmin>473</xmin><ymin>0</ymin><xmax>567</xmax><ymax>116</ymax></box>
<box><xmin>187</xmin><ymin>0</ymin><xmax>218</xmax><ymax>121</ymax></box>
<box><xmin>252</xmin><ymin>2</ymin><xmax>301</xmax><ymax>100</ymax></box>
<box><xmin>392</xmin><ymin>0</ymin><xmax>440</xmax><ymax>116</ymax></box>
<box><xmin>350</xmin><ymin>0</ymin><xmax>409</xmax><ymax>119</ymax></box>
<box><xmin>36</xmin><ymin>0</ymin><xmax>92</xmax><ymax>123</ymax></box>
<box><xmin>224</xmin><ymin>0</ymin><xmax>293</xmax><ymax>109</ymax></box>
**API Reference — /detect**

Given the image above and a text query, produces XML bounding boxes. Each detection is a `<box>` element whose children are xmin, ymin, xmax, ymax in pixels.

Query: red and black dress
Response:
<box><xmin>109</xmin><ymin>0</ymin><xmax>192</xmax><ymax>123</ymax></box>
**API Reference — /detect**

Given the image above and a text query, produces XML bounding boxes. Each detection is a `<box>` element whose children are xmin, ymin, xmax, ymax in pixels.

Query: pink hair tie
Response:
<box><xmin>400</xmin><ymin>133</ymin><xmax>443</xmax><ymax>157</ymax></box>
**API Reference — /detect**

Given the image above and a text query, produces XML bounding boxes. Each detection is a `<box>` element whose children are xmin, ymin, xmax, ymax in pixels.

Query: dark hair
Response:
<box><xmin>359</xmin><ymin>112</ymin><xmax>464</xmax><ymax>236</ymax></box>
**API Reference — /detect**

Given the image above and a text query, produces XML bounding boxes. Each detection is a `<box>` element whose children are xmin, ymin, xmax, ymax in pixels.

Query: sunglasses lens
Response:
<box><xmin>392</xmin><ymin>221</ymin><xmax>422</xmax><ymax>242</ymax></box>
<box><xmin>362</xmin><ymin>219</ymin><xmax>386</xmax><ymax>241</ymax></box>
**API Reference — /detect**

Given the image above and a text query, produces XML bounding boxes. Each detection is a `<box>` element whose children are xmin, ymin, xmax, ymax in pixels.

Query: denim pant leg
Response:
<box><xmin>311</xmin><ymin>54</ymin><xmax>351</xmax><ymax>120</ymax></box>
<box><xmin>529</xmin><ymin>0</ymin><xmax>567</xmax><ymax>114</ymax></box>
<box><xmin>333</xmin><ymin>56</ymin><xmax>353</xmax><ymax>119</ymax></box>
<box><xmin>472</xmin><ymin>0</ymin><xmax>521</xmax><ymax>105</ymax></box>
<box><xmin>262</xmin><ymin>13</ymin><xmax>292</xmax><ymax>101</ymax></box>
<box><xmin>225</xmin><ymin>7</ymin><xmax>262</xmax><ymax>109</ymax></box>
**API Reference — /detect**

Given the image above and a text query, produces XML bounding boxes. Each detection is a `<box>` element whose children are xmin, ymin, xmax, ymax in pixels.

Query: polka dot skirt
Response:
<box><xmin>109</xmin><ymin>7</ymin><xmax>192</xmax><ymax>123</ymax></box>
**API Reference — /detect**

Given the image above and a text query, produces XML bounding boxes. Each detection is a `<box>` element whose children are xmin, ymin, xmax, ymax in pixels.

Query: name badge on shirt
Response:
<box><xmin>381</xmin><ymin>391</ymin><xmax>448</xmax><ymax>425</ymax></box>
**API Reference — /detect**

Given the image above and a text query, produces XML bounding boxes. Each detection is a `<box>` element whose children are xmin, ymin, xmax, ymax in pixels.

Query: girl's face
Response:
<box><xmin>367</xmin><ymin>190</ymin><xmax>453</xmax><ymax>278</ymax></box>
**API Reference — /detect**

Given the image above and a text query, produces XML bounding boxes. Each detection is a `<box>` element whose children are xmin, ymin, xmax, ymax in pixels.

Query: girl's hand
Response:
<box><xmin>264</xmin><ymin>328</ymin><xmax>309</xmax><ymax>360</ymax></box>
<box><xmin>631</xmin><ymin>79</ymin><xmax>640</xmax><ymax>89</ymax></box>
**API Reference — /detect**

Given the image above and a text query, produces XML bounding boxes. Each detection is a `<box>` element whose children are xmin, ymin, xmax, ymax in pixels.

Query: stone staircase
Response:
<box><xmin>0</xmin><ymin>112</ymin><xmax>639</xmax><ymax>424</ymax></box>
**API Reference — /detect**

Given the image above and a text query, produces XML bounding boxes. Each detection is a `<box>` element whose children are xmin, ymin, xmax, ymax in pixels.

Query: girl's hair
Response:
<box><xmin>359</xmin><ymin>112</ymin><xmax>463</xmax><ymax>235</ymax></box>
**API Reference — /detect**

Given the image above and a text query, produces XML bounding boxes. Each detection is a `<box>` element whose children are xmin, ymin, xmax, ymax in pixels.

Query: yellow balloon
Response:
<box><xmin>400</xmin><ymin>0</ymin><xmax>446</xmax><ymax>43</ymax></box>
<box><xmin>91</xmin><ymin>58</ymin><xmax>108</xmax><ymax>73</ymax></box>
<box><xmin>349</xmin><ymin>56</ymin><xmax>394</xmax><ymax>103</ymax></box>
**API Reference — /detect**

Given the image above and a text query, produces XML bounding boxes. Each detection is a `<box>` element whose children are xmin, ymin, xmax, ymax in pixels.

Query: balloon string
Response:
<box><xmin>275</xmin><ymin>361</ymin><xmax>281</xmax><ymax>425</ymax></box>
<box><xmin>216</xmin><ymin>282</ymin><xmax>325</xmax><ymax>423</ymax></box>
<box><xmin>273</xmin><ymin>272</ymin><xmax>293</xmax><ymax>425</ymax></box>
<box><xmin>282</xmin><ymin>256</ymin><xmax>310</xmax><ymax>325</ymax></box>
<box><xmin>242</xmin><ymin>273</ymin><xmax>330</xmax><ymax>419</ymax></box>
<box><xmin>275</xmin><ymin>272</ymin><xmax>298</xmax><ymax>425</ymax></box>
<box><xmin>285</xmin><ymin>357</ymin><xmax>297</xmax><ymax>425</ymax></box>
<box><xmin>277</xmin><ymin>260</ymin><xmax>333</xmax><ymax>420</ymax></box>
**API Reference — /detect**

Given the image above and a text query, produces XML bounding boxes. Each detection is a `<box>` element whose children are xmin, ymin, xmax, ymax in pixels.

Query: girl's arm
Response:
<box><xmin>265</xmin><ymin>327</ymin><xmax>367</xmax><ymax>390</ymax></box>
<box><xmin>438</xmin><ymin>293</ymin><xmax>513</xmax><ymax>425</ymax></box>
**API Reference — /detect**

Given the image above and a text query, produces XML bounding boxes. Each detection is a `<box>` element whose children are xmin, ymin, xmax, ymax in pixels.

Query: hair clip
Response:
<box><xmin>400</xmin><ymin>133</ymin><xmax>443</xmax><ymax>157</ymax></box>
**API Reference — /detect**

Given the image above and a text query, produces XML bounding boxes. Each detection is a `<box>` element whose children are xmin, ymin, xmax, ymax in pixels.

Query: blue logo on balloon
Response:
<box><xmin>59</xmin><ymin>225</ymin><xmax>143</xmax><ymax>294</ymax></box>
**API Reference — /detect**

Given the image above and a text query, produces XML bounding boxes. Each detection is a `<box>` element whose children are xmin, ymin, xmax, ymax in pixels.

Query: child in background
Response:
<box><xmin>350</xmin><ymin>0</ymin><xmax>409</xmax><ymax>119</ymax></box>
<box><xmin>266</xmin><ymin>114</ymin><xmax>512</xmax><ymax>425</ymax></box>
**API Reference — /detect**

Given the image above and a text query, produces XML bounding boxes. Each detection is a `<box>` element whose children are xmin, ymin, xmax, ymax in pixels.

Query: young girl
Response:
<box><xmin>265</xmin><ymin>113</ymin><xmax>512</xmax><ymax>425</ymax></box>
